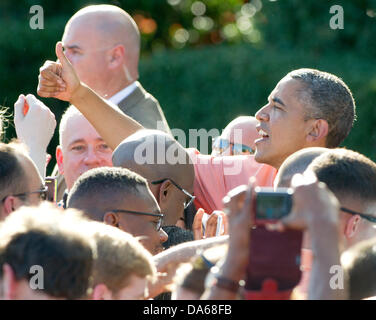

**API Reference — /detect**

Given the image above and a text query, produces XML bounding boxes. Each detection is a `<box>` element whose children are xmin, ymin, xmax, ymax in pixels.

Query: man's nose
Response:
<box><xmin>83</xmin><ymin>147</ymin><xmax>101</xmax><ymax>165</ymax></box>
<box><xmin>159</xmin><ymin>228</ymin><xmax>168</xmax><ymax>244</ymax></box>
<box><xmin>255</xmin><ymin>104</ymin><xmax>270</xmax><ymax>122</ymax></box>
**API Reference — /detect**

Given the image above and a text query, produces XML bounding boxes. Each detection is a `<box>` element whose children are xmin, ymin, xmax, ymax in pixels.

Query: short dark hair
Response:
<box><xmin>308</xmin><ymin>149</ymin><xmax>376</xmax><ymax>202</ymax></box>
<box><xmin>289</xmin><ymin>68</ymin><xmax>356</xmax><ymax>148</ymax></box>
<box><xmin>0</xmin><ymin>142</ymin><xmax>29</xmax><ymax>201</ymax></box>
<box><xmin>67</xmin><ymin>166</ymin><xmax>149</xmax><ymax>221</ymax></box>
<box><xmin>342</xmin><ymin>238</ymin><xmax>376</xmax><ymax>300</ymax></box>
<box><xmin>0</xmin><ymin>203</ymin><xmax>95</xmax><ymax>299</ymax></box>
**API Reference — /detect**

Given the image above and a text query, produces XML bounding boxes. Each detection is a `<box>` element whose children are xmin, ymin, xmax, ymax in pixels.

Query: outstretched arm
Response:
<box><xmin>37</xmin><ymin>42</ymin><xmax>143</xmax><ymax>150</ymax></box>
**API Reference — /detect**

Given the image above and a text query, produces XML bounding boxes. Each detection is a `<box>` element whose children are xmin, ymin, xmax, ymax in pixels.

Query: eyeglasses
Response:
<box><xmin>212</xmin><ymin>137</ymin><xmax>254</xmax><ymax>156</ymax></box>
<box><xmin>109</xmin><ymin>209</ymin><xmax>164</xmax><ymax>231</ymax></box>
<box><xmin>151</xmin><ymin>178</ymin><xmax>195</xmax><ymax>209</ymax></box>
<box><xmin>2</xmin><ymin>186</ymin><xmax>48</xmax><ymax>203</ymax></box>
<box><xmin>341</xmin><ymin>207</ymin><xmax>376</xmax><ymax>223</ymax></box>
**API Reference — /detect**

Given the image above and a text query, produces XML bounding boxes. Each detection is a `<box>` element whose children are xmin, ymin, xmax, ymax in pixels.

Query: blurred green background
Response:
<box><xmin>0</xmin><ymin>0</ymin><xmax>376</xmax><ymax>175</ymax></box>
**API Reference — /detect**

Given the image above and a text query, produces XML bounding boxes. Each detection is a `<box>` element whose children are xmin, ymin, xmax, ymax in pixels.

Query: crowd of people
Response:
<box><xmin>0</xmin><ymin>4</ymin><xmax>375</xmax><ymax>300</ymax></box>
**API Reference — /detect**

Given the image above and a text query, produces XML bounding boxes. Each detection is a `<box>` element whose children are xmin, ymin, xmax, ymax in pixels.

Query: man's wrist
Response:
<box><xmin>70</xmin><ymin>83</ymin><xmax>87</xmax><ymax>105</ymax></box>
<box><xmin>206</xmin><ymin>265</ymin><xmax>245</xmax><ymax>293</ymax></box>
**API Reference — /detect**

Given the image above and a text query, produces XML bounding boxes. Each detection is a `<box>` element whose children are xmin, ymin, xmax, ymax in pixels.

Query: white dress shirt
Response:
<box><xmin>108</xmin><ymin>82</ymin><xmax>138</xmax><ymax>105</ymax></box>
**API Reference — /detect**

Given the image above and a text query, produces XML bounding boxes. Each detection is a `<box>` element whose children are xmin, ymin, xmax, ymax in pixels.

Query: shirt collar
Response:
<box><xmin>108</xmin><ymin>82</ymin><xmax>138</xmax><ymax>105</ymax></box>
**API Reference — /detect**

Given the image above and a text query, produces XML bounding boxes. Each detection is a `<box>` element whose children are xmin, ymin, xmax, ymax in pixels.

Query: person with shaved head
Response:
<box><xmin>212</xmin><ymin>116</ymin><xmax>258</xmax><ymax>156</ymax></box>
<box><xmin>61</xmin><ymin>4</ymin><xmax>170</xmax><ymax>133</ymax></box>
<box><xmin>51</xmin><ymin>4</ymin><xmax>172</xmax><ymax>201</ymax></box>
<box><xmin>112</xmin><ymin>129</ymin><xmax>195</xmax><ymax>227</ymax></box>
<box><xmin>274</xmin><ymin>147</ymin><xmax>329</xmax><ymax>188</ymax></box>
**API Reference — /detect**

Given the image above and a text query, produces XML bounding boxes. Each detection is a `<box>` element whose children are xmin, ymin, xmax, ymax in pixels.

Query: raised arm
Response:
<box><xmin>14</xmin><ymin>94</ymin><xmax>56</xmax><ymax>178</ymax></box>
<box><xmin>37</xmin><ymin>42</ymin><xmax>143</xmax><ymax>150</ymax></box>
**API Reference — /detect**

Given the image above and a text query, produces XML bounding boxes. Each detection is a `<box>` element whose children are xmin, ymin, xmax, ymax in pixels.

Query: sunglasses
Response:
<box><xmin>109</xmin><ymin>209</ymin><xmax>164</xmax><ymax>231</ymax></box>
<box><xmin>212</xmin><ymin>137</ymin><xmax>254</xmax><ymax>156</ymax></box>
<box><xmin>151</xmin><ymin>178</ymin><xmax>195</xmax><ymax>209</ymax></box>
<box><xmin>1</xmin><ymin>186</ymin><xmax>48</xmax><ymax>202</ymax></box>
<box><xmin>341</xmin><ymin>207</ymin><xmax>376</xmax><ymax>223</ymax></box>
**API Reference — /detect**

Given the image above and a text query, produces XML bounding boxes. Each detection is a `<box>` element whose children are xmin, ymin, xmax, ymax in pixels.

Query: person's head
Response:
<box><xmin>172</xmin><ymin>244</ymin><xmax>227</xmax><ymax>300</ymax></box>
<box><xmin>62</xmin><ymin>4</ymin><xmax>140</xmax><ymax>98</ymax></box>
<box><xmin>112</xmin><ymin>130</ymin><xmax>195</xmax><ymax>227</ymax></box>
<box><xmin>0</xmin><ymin>142</ymin><xmax>45</xmax><ymax>219</ymax></box>
<box><xmin>90</xmin><ymin>222</ymin><xmax>156</xmax><ymax>300</ymax></box>
<box><xmin>274</xmin><ymin>147</ymin><xmax>329</xmax><ymax>188</ymax></box>
<box><xmin>56</xmin><ymin>106</ymin><xmax>113</xmax><ymax>191</ymax></box>
<box><xmin>0</xmin><ymin>203</ymin><xmax>95</xmax><ymax>300</ymax></box>
<box><xmin>67</xmin><ymin>166</ymin><xmax>168</xmax><ymax>255</ymax></box>
<box><xmin>307</xmin><ymin>149</ymin><xmax>376</xmax><ymax>250</ymax></box>
<box><xmin>255</xmin><ymin>68</ymin><xmax>356</xmax><ymax>169</ymax></box>
<box><xmin>212</xmin><ymin>116</ymin><xmax>257</xmax><ymax>156</ymax></box>
<box><xmin>341</xmin><ymin>237</ymin><xmax>376</xmax><ymax>300</ymax></box>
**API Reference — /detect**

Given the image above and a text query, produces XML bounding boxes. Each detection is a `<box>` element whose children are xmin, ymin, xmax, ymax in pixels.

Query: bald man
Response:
<box><xmin>274</xmin><ymin>147</ymin><xmax>329</xmax><ymax>188</ymax></box>
<box><xmin>52</xmin><ymin>4</ymin><xmax>171</xmax><ymax>201</ymax></box>
<box><xmin>55</xmin><ymin>106</ymin><xmax>113</xmax><ymax>206</ymax></box>
<box><xmin>112</xmin><ymin>130</ymin><xmax>195</xmax><ymax>227</ymax></box>
<box><xmin>212</xmin><ymin>116</ymin><xmax>258</xmax><ymax>156</ymax></box>
<box><xmin>62</xmin><ymin>4</ymin><xmax>171</xmax><ymax>134</ymax></box>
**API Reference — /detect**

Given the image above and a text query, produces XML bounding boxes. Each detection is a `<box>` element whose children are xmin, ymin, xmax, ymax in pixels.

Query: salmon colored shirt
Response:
<box><xmin>187</xmin><ymin>148</ymin><xmax>277</xmax><ymax>213</ymax></box>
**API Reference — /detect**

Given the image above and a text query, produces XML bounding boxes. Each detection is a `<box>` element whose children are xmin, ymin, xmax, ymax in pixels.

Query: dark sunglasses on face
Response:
<box><xmin>1</xmin><ymin>186</ymin><xmax>48</xmax><ymax>203</ymax></box>
<box><xmin>151</xmin><ymin>178</ymin><xmax>195</xmax><ymax>209</ymax></box>
<box><xmin>212</xmin><ymin>137</ymin><xmax>254</xmax><ymax>156</ymax></box>
<box><xmin>109</xmin><ymin>209</ymin><xmax>164</xmax><ymax>231</ymax></box>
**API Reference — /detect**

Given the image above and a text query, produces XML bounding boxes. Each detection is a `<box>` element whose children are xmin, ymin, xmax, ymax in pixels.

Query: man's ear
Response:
<box><xmin>103</xmin><ymin>211</ymin><xmax>120</xmax><ymax>228</ymax></box>
<box><xmin>158</xmin><ymin>180</ymin><xmax>173</xmax><ymax>205</ymax></box>
<box><xmin>108</xmin><ymin>45</ymin><xmax>125</xmax><ymax>69</ymax></box>
<box><xmin>2</xmin><ymin>263</ymin><xmax>17</xmax><ymax>300</ymax></box>
<box><xmin>92</xmin><ymin>284</ymin><xmax>113</xmax><ymax>300</ymax></box>
<box><xmin>56</xmin><ymin>146</ymin><xmax>64</xmax><ymax>175</ymax></box>
<box><xmin>345</xmin><ymin>215</ymin><xmax>361</xmax><ymax>239</ymax></box>
<box><xmin>2</xmin><ymin>196</ymin><xmax>17</xmax><ymax>216</ymax></box>
<box><xmin>306</xmin><ymin>119</ymin><xmax>329</xmax><ymax>144</ymax></box>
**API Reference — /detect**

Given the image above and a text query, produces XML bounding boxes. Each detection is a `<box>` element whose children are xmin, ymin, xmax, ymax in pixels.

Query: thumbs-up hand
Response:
<box><xmin>37</xmin><ymin>42</ymin><xmax>80</xmax><ymax>102</ymax></box>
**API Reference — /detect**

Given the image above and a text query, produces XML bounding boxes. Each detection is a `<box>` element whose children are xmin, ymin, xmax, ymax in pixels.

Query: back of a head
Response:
<box><xmin>0</xmin><ymin>203</ymin><xmax>95</xmax><ymax>299</ymax></box>
<box><xmin>67</xmin><ymin>166</ymin><xmax>150</xmax><ymax>221</ymax></box>
<box><xmin>288</xmin><ymin>68</ymin><xmax>356</xmax><ymax>148</ymax></box>
<box><xmin>113</xmin><ymin>130</ymin><xmax>195</xmax><ymax>192</ymax></box>
<box><xmin>308</xmin><ymin>148</ymin><xmax>376</xmax><ymax>201</ymax></box>
<box><xmin>275</xmin><ymin>147</ymin><xmax>329</xmax><ymax>188</ymax></box>
<box><xmin>90</xmin><ymin>222</ymin><xmax>156</xmax><ymax>295</ymax></box>
<box><xmin>341</xmin><ymin>238</ymin><xmax>376</xmax><ymax>299</ymax></box>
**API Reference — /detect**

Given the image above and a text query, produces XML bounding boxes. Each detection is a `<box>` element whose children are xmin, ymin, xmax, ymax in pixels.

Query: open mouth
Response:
<box><xmin>255</xmin><ymin>128</ymin><xmax>269</xmax><ymax>143</ymax></box>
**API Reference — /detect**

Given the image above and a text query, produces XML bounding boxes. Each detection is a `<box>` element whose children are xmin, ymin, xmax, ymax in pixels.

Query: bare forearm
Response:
<box><xmin>70</xmin><ymin>84</ymin><xmax>143</xmax><ymax>150</ymax></box>
<box><xmin>308</xmin><ymin>224</ymin><xmax>346</xmax><ymax>300</ymax></box>
<box><xmin>201</xmin><ymin>238</ymin><xmax>248</xmax><ymax>300</ymax></box>
<box><xmin>28</xmin><ymin>146</ymin><xmax>47</xmax><ymax>179</ymax></box>
<box><xmin>154</xmin><ymin>236</ymin><xmax>229</xmax><ymax>272</ymax></box>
